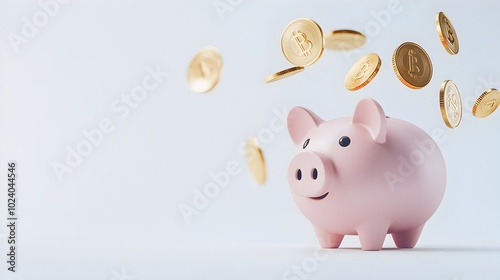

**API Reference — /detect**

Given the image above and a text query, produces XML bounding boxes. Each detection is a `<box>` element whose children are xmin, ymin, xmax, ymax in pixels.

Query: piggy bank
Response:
<box><xmin>287</xmin><ymin>98</ymin><xmax>446</xmax><ymax>251</ymax></box>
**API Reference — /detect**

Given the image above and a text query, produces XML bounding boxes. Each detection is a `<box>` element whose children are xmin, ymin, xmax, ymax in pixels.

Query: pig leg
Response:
<box><xmin>392</xmin><ymin>224</ymin><xmax>424</xmax><ymax>248</ymax></box>
<box><xmin>356</xmin><ymin>221</ymin><xmax>390</xmax><ymax>251</ymax></box>
<box><xmin>314</xmin><ymin>227</ymin><xmax>344</xmax><ymax>248</ymax></box>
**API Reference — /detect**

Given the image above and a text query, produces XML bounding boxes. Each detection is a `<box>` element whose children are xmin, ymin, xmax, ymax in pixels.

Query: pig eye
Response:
<box><xmin>303</xmin><ymin>138</ymin><xmax>310</xmax><ymax>149</ymax></box>
<box><xmin>339</xmin><ymin>136</ymin><xmax>351</xmax><ymax>147</ymax></box>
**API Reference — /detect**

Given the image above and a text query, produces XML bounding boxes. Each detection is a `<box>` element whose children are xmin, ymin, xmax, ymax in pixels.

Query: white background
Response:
<box><xmin>0</xmin><ymin>0</ymin><xmax>499</xmax><ymax>279</ymax></box>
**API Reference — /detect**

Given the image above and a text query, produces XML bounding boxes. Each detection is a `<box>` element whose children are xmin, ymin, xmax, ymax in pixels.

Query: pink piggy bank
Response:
<box><xmin>287</xmin><ymin>98</ymin><xmax>446</xmax><ymax>251</ymax></box>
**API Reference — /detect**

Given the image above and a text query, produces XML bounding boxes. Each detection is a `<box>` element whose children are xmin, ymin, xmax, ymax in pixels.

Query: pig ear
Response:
<box><xmin>352</xmin><ymin>98</ymin><xmax>387</xmax><ymax>144</ymax></box>
<box><xmin>287</xmin><ymin>107</ymin><xmax>324</xmax><ymax>146</ymax></box>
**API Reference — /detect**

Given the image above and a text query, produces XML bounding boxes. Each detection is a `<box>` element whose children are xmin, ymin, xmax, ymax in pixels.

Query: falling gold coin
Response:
<box><xmin>439</xmin><ymin>80</ymin><xmax>462</xmax><ymax>128</ymax></box>
<box><xmin>325</xmin><ymin>29</ymin><xmax>366</xmax><ymax>51</ymax></box>
<box><xmin>281</xmin><ymin>18</ymin><xmax>324</xmax><ymax>67</ymax></box>
<box><xmin>264</xmin><ymin>66</ymin><xmax>305</xmax><ymax>83</ymax></box>
<box><xmin>472</xmin><ymin>88</ymin><xmax>500</xmax><ymax>118</ymax></box>
<box><xmin>392</xmin><ymin>42</ymin><xmax>433</xmax><ymax>89</ymax></box>
<box><xmin>344</xmin><ymin>53</ymin><xmax>381</xmax><ymax>91</ymax></box>
<box><xmin>436</xmin><ymin>12</ymin><xmax>459</xmax><ymax>55</ymax></box>
<box><xmin>246</xmin><ymin>138</ymin><xmax>266</xmax><ymax>185</ymax></box>
<box><xmin>187</xmin><ymin>47</ymin><xmax>222</xmax><ymax>93</ymax></box>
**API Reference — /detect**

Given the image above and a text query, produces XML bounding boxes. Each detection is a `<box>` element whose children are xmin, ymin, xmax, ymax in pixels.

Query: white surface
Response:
<box><xmin>0</xmin><ymin>0</ymin><xmax>499</xmax><ymax>279</ymax></box>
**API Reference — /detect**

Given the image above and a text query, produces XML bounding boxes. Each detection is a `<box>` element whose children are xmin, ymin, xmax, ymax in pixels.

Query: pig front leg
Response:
<box><xmin>314</xmin><ymin>226</ymin><xmax>344</xmax><ymax>248</ymax></box>
<box><xmin>392</xmin><ymin>224</ymin><xmax>424</xmax><ymax>248</ymax></box>
<box><xmin>356</xmin><ymin>221</ymin><xmax>391</xmax><ymax>251</ymax></box>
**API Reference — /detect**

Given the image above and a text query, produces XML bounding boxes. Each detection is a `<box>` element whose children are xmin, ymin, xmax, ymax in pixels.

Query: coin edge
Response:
<box><xmin>264</xmin><ymin>66</ymin><xmax>305</xmax><ymax>83</ymax></box>
<box><xmin>439</xmin><ymin>80</ymin><xmax>462</xmax><ymax>128</ymax></box>
<box><xmin>325</xmin><ymin>30</ymin><xmax>367</xmax><ymax>50</ymax></box>
<box><xmin>344</xmin><ymin>53</ymin><xmax>381</xmax><ymax>91</ymax></box>
<box><xmin>392</xmin><ymin>42</ymin><xmax>433</xmax><ymax>89</ymax></box>
<box><xmin>473</xmin><ymin>88</ymin><xmax>500</xmax><ymax>118</ymax></box>
<box><xmin>245</xmin><ymin>138</ymin><xmax>267</xmax><ymax>185</ymax></box>
<box><xmin>435</xmin><ymin>12</ymin><xmax>459</xmax><ymax>55</ymax></box>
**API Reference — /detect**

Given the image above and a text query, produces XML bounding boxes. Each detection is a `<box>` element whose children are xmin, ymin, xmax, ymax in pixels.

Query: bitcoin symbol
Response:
<box><xmin>445</xmin><ymin>19</ymin><xmax>455</xmax><ymax>45</ymax></box>
<box><xmin>198</xmin><ymin>60</ymin><xmax>212</xmax><ymax>78</ymax></box>
<box><xmin>407</xmin><ymin>49</ymin><xmax>423</xmax><ymax>79</ymax></box>
<box><xmin>352</xmin><ymin>60</ymin><xmax>370</xmax><ymax>81</ymax></box>
<box><xmin>292</xmin><ymin>30</ymin><xmax>313</xmax><ymax>57</ymax></box>
<box><xmin>448</xmin><ymin>93</ymin><xmax>459</xmax><ymax>118</ymax></box>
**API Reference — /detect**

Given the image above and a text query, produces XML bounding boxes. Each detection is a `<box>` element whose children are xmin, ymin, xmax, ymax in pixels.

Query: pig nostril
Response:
<box><xmin>296</xmin><ymin>169</ymin><xmax>302</xmax><ymax>180</ymax></box>
<box><xmin>312</xmin><ymin>168</ymin><xmax>318</xmax><ymax>180</ymax></box>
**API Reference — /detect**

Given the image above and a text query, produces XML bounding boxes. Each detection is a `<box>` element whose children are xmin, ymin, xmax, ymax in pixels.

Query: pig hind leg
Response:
<box><xmin>392</xmin><ymin>224</ymin><xmax>425</xmax><ymax>248</ymax></box>
<box><xmin>314</xmin><ymin>227</ymin><xmax>344</xmax><ymax>248</ymax></box>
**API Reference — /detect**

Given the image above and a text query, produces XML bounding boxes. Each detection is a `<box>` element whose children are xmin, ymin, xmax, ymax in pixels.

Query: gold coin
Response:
<box><xmin>264</xmin><ymin>66</ymin><xmax>304</xmax><ymax>83</ymax></box>
<box><xmin>325</xmin><ymin>29</ymin><xmax>366</xmax><ymax>50</ymax></box>
<box><xmin>436</xmin><ymin>12</ymin><xmax>459</xmax><ymax>55</ymax></box>
<box><xmin>473</xmin><ymin>88</ymin><xmax>500</xmax><ymax>118</ymax></box>
<box><xmin>281</xmin><ymin>18</ymin><xmax>324</xmax><ymax>67</ymax></box>
<box><xmin>246</xmin><ymin>138</ymin><xmax>266</xmax><ymax>185</ymax></box>
<box><xmin>344</xmin><ymin>53</ymin><xmax>381</xmax><ymax>91</ymax></box>
<box><xmin>392</xmin><ymin>42</ymin><xmax>433</xmax><ymax>89</ymax></box>
<box><xmin>439</xmin><ymin>80</ymin><xmax>462</xmax><ymax>128</ymax></box>
<box><xmin>187</xmin><ymin>47</ymin><xmax>222</xmax><ymax>93</ymax></box>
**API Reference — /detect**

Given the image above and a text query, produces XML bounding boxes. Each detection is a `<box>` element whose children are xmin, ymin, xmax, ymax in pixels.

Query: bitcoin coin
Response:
<box><xmin>246</xmin><ymin>138</ymin><xmax>266</xmax><ymax>185</ymax></box>
<box><xmin>436</xmin><ymin>12</ymin><xmax>459</xmax><ymax>55</ymax></box>
<box><xmin>187</xmin><ymin>47</ymin><xmax>222</xmax><ymax>93</ymax></box>
<box><xmin>281</xmin><ymin>18</ymin><xmax>324</xmax><ymax>67</ymax></box>
<box><xmin>392</xmin><ymin>42</ymin><xmax>433</xmax><ymax>89</ymax></box>
<box><xmin>325</xmin><ymin>29</ymin><xmax>366</xmax><ymax>50</ymax></box>
<box><xmin>344</xmin><ymin>53</ymin><xmax>381</xmax><ymax>91</ymax></box>
<box><xmin>439</xmin><ymin>80</ymin><xmax>462</xmax><ymax>128</ymax></box>
<box><xmin>473</xmin><ymin>88</ymin><xmax>500</xmax><ymax>118</ymax></box>
<box><xmin>264</xmin><ymin>66</ymin><xmax>304</xmax><ymax>83</ymax></box>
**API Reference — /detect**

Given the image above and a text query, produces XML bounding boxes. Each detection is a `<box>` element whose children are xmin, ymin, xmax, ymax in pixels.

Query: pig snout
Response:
<box><xmin>287</xmin><ymin>151</ymin><xmax>334</xmax><ymax>199</ymax></box>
